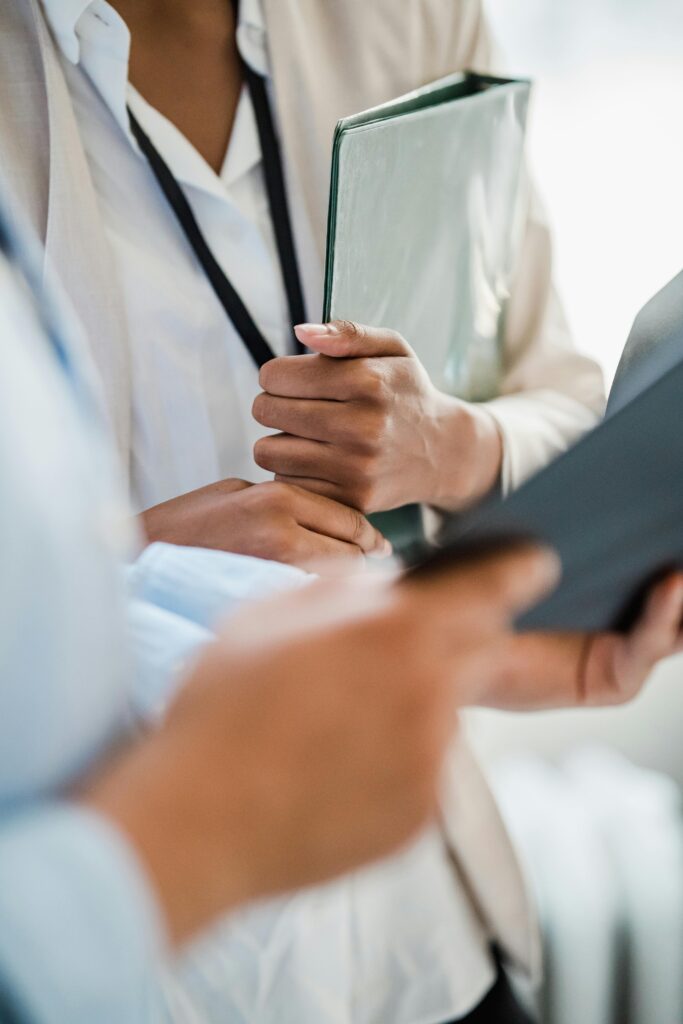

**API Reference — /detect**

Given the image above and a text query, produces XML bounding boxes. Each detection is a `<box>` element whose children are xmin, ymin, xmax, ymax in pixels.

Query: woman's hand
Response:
<box><xmin>253</xmin><ymin>321</ymin><xmax>503</xmax><ymax>514</ymax></box>
<box><xmin>475</xmin><ymin>572</ymin><xmax>683</xmax><ymax>711</ymax></box>
<box><xmin>141</xmin><ymin>478</ymin><xmax>390</xmax><ymax>570</ymax></box>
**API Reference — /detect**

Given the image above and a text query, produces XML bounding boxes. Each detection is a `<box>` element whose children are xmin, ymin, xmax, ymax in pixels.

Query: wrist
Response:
<box><xmin>425</xmin><ymin>393</ymin><xmax>503</xmax><ymax>512</ymax></box>
<box><xmin>81</xmin><ymin>725</ymin><xmax>257</xmax><ymax>946</ymax></box>
<box><xmin>476</xmin><ymin>633</ymin><xmax>587</xmax><ymax>711</ymax></box>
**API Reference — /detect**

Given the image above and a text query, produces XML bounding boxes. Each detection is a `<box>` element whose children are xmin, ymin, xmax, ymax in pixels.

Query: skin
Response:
<box><xmin>104</xmin><ymin>5</ymin><xmax>683</xmax><ymax>730</ymax></box>
<box><xmin>111</xmin><ymin>0</ymin><xmax>241</xmax><ymax>173</ymax></box>
<box><xmin>254</xmin><ymin>322</ymin><xmax>504</xmax><ymax>515</ymax></box>
<box><xmin>481</xmin><ymin>572</ymin><xmax>683</xmax><ymax>711</ymax></box>
<box><xmin>83</xmin><ymin>547</ymin><xmax>683</xmax><ymax>948</ymax></box>
<box><xmin>113</xmin><ymin>0</ymin><xmax>386</xmax><ymax>565</ymax></box>
<box><xmin>87</xmin><ymin>10</ymin><xmax>683</xmax><ymax>942</ymax></box>
<box><xmin>84</xmin><ymin>543</ymin><xmax>559</xmax><ymax>945</ymax></box>
<box><xmin>142</xmin><ymin>479</ymin><xmax>391</xmax><ymax>569</ymax></box>
<box><xmin>112</xmin><ymin>3</ymin><xmax>498</xmax><ymax>549</ymax></box>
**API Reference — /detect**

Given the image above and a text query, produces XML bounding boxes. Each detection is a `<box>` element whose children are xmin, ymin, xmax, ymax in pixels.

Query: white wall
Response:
<box><xmin>471</xmin><ymin>0</ymin><xmax>683</xmax><ymax>785</ymax></box>
<box><xmin>487</xmin><ymin>0</ymin><xmax>683</xmax><ymax>382</ymax></box>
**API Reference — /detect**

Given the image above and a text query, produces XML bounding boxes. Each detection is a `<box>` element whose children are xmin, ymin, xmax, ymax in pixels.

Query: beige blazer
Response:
<box><xmin>1</xmin><ymin>0</ymin><xmax>605</xmax><ymax>493</ymax></box>
<box><xmin>0</xmin><ymin>0</ymin><xmax>605</xmax><ymax>979</ymax></box>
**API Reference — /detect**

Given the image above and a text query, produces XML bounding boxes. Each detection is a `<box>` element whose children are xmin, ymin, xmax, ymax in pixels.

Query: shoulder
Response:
<box><xmin>266</xmin><ymin>0</ymin><xmax>492</xmax><ymax>85</ymax></box>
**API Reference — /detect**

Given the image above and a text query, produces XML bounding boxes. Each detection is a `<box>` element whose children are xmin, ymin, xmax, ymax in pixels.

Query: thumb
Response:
<box><xmin>294</xmin><ymin>321</ymin><xmax>414</xmax><ymax>359</ymax></box>
<box><xmin>405</xmin><ymin>541</ymin><xmax>561</xmax><ymax>628</ymax></box>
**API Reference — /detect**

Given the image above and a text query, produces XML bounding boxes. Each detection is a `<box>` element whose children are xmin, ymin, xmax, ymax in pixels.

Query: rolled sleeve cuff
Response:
<box><xmin>127</xmin><ymin>543</ymin><xmax>307</xmax><ymax>631</ymax></box>
<box><xmin>127</xmin><ymin>598</ymin><xmax>213</xmax><ymax>724</ymax></box>
<box><xmin>0</xmin><ymin>805</ymin><xmax>166</xmax><ymax>1024</ymax></box>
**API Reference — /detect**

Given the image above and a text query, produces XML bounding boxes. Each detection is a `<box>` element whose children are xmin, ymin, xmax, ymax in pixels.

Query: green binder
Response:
<box><xmin>322</xmin><ymin>72</ymin><xmax>531</xmax><ymax>549</ymax></box>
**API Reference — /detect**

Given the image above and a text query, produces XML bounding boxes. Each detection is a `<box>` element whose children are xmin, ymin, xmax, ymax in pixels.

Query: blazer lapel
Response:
<box><xmin>20</xmin><ymin>0</ymin><xmax>133</xmax><ymax>481</ymax></box>
<box><xmin>0</xmin><ymin>0</ymin><xmax>51</xmax><ymax>241</ymax></box>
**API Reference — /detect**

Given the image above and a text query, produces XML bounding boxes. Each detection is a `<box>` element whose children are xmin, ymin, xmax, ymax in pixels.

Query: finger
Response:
<box><xmin>254</xmin><ymin>434</ymin><xmax>352</xmax><ymax>486</ymax></box>
<box><xmin>260</xmin><ymin>354</ymin><xmax>369</xmax><ymax>401</ymax></box>
<box><xmin>628</xmin><ymin>572</ymin><xmax>683</xmax><ymax>665</ymax></box>
<box><xmin>252</xmin><ymin>394</ymin><xmax>356</xmax><ymax>445</ymax></box>
<box><xmin>214</xmin><ymin>478</ymin><xmax>252</xmax><ymax>495</ymax></box>
<box><xmin>282</xmin><ymin>484</ymin><xmax>390</xmax><ymax>556</ymax></box>
<box><xmin>274</xmin><ymin>474</ymin><xmax>352</xmax><ymax>505</ymax></box>
<box><xmin>273</xmin><ymin>474</ymin><xmax>378</xmax><ymax>516</ymax></box>
<box><xmin>404</xmin><ymin>543</ymin><xmax>561</xmax><ymax>627</ymax></box>
<box><xmin>295</xmin><ymin>321</ymin><xmax>414</xmax><ymax>359</ymax></box>
<box><xmin>292</xmin><ymin>527</ymin><xmax>367</xmax><ymax>570</ymax></box>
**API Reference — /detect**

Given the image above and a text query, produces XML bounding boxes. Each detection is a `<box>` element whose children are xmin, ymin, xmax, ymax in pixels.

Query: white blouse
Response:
<box><xmin>39</xmin><ymin>2</ymin><xmax>522</xmax><ymax>1022</ymax></box>
<box><xmin>46</xmin><ymin>0</ymin><xmax>294</xmax><ymax>512</ymax></box>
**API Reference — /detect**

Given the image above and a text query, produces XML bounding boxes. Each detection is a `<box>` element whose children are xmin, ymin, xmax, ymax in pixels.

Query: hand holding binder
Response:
<box><xmin>254</xmin><ymin>73</ymin><xmax>529</xmax><ymax>519</ymax></box>
<box><xmin>254</xmin><ymin>319</ymin><xmax>502</xmax><ymax>515</ymax></box>
<box><xmin>411</xmin><ymin>270</ymin><xmax>683</xmax><ymax>634</ymax></box>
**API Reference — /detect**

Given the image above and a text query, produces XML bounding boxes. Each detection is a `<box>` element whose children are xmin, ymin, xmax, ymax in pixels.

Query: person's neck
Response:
<box><xmin>107</xmin><ymin>0</ymin><xmax>242</xmax><ymax>175</ymax></box>
<box><xmin>110</xmin><ymin>0</ymin><xmax>235</xmax><ymax>42</ymax></box>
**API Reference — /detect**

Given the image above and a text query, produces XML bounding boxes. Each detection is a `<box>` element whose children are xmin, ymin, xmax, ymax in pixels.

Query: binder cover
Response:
<box><xmin>410</xmin><ymin>272</ymin><xmax>683</xmax><ymax>633</ymax></box>
<box><xmin>323</xmin><ymin>72</ymin><xmax>531</xmax><ymax>402</ymax></box>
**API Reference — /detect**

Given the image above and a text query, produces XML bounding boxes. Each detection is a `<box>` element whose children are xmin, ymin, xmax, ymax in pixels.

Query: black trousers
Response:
<box><xmin>444</xmin><ymin>964</ymin><xmax>535</xmax><ymax>1024</ymax></box>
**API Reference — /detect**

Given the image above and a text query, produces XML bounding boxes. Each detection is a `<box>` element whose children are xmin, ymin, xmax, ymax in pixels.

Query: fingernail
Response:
<box><xmin>375</xmin><ymin>538</ymin><xmax>393</xmax><ymax>557</ymax></box>
<box><xmin>294</xmin><ymin>323</ymin><xmax>339</xmax><ymax>340</ymax></box>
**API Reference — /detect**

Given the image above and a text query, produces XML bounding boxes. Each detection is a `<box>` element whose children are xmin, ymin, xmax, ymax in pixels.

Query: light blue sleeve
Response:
<box><xmin>125</xmin><ymin>548</ymin><xmax>307</xmax><ymax>724</ymax></box>
<box><xmin>127</xmin><ymin>543</ymin><xmax>308</xmax><ymax>632</ymax></box>
<box><xmin>0</xmin><ymin>805</ymin><xmax>165</xmax><ymax>1024</ymax></box>
<box><xmin>126</xmin><ymin>597</ymin><xmax>214</xmax><ymax>723</ymax></box>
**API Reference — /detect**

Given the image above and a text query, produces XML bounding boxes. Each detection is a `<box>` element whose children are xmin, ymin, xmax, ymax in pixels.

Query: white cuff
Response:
<box><xmin>127</xmin><ymin>543</ymin><xmax>307</xmax><ymax>630</ymax></box>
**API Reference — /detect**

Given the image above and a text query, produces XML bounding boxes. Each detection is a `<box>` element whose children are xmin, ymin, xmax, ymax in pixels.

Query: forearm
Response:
<box><xmin>475</xmin><ymin>632</ymin><xmax>587</xmax><ymax>711</ymax></box>
<box><xmin>81</xmin><ymin>731</ymin><xmax>250</xmax><ymax>946</ymax></box>
<box><xmin>82</xmin><ymin>662</ymin><xmax>262</xmax><ymax>947</ymax></box>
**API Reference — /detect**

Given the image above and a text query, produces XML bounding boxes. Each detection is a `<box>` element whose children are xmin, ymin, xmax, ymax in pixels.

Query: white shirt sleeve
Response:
<box><xmin>127</xmin><ymin>542</ymin><xmax>308</xmax><ymax>631</ymax></box>
<box><xmin>0</xmin><ymin>806</ymin><xmax>165</xmax><ymax>1024</ymax></box>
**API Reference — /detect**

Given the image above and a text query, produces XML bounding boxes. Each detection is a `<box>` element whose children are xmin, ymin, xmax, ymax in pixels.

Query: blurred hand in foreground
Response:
<box><xmin>83</xmin><ymin>542</ymin><xmax>556</xmax><ymax>945</ymax></box>
<box><xmin>476</xmin><ymin>572</ymin><xmax>683</xmax><ymax>711</ymax></box>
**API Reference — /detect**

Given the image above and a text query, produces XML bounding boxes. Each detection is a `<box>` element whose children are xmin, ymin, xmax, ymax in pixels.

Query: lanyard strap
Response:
<box><xmin>127</xmin><ymin>13</ymin><xmax>306</xmax><ymax>369</ymax></box>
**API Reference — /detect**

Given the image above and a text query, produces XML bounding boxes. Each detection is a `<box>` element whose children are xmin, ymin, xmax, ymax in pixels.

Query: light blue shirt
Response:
<box><xmin>0</xmin><ymin>199</ymin><xmax>304</xmax><ymax>1022</ymax></box>
<box><xmin>126</xmin><ymin>544</ymin><xmax>305</xmax><ymax>723</ymax></box>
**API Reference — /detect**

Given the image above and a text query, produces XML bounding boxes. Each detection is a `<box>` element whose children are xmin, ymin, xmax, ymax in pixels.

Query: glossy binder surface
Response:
<box><xmin>411</xmin><ymin>271</ymin><xmax>683</xmax><ymax>633</ymax></box>
<box><xmin>323</xmin><ymin>72</ymin><xmax>531</xmax><ymax>401</ymax></box>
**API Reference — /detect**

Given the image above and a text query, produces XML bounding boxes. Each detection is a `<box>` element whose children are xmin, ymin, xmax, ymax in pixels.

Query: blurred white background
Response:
<box><xmin>469</xmin><ymin>0</ymin><xmax>683</xmax><ymax>785</ymax></box>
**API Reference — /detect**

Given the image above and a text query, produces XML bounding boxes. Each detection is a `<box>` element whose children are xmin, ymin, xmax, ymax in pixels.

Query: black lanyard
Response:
<box><xmin>127</xmin><ymin>3</ymin><xmax>306</xmax><ymax>369</ymax></box>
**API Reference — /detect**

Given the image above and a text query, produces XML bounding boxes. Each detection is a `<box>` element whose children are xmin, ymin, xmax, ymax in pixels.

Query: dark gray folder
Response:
<box><xmin>410</xmin><ymin>271</ymin><xmax>683</xmax><ymax>632</ymax></box>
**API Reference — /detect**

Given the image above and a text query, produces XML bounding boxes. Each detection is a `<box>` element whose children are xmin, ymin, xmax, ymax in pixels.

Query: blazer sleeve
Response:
<box><xmin>463</xmin><ymin>2</ymin><xmax>606</xmax><ymax>491</ymax></box>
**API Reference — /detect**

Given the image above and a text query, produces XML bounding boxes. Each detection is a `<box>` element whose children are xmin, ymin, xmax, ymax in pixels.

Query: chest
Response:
<box><xmin>126</xmin><ymin>19</ymin><xmax>243</xmax><ymax>173</ymax></box>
